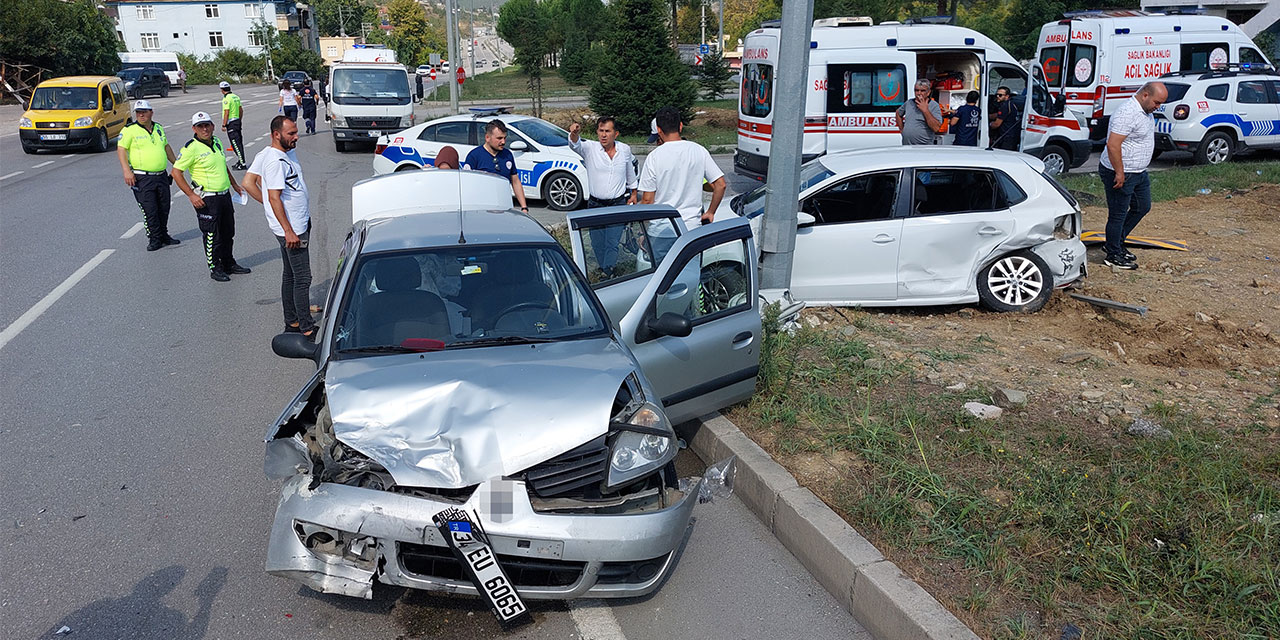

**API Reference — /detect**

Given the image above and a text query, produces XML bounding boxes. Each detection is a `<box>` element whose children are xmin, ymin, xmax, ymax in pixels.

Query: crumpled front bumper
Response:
<box><xmin>266</xmin><ymin>473</ymin><xmax>700</xmax><ymax>600</ymax></box>
<box><xmin>1031</xmin><ymin>237</ymin><xmax>1087</xmax><ymax>288</ymax></box>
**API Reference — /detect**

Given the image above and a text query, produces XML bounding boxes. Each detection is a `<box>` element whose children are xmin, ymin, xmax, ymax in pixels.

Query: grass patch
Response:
<box><xmin>1058</xmin><ymin>159</ymin><xmax>1280</xmax><ymax>203</ymax></box>
<box><xmin>427</xmin><ymin>67</ymin><xmax>586</xmax><ymax>102</ymax></box>
<box><xmin>730</xmin><ymin>319</ymin><xmax>1280</xmax><ymax>639</ymax></box>
<box><xmin>696</xmin><ymin>98</ymin><xmax>738</xmax><ymax>110</ymax></box>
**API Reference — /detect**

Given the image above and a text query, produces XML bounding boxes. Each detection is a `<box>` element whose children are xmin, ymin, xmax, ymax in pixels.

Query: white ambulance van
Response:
<box><xmin>1035</xmin><ymin>10</ymin><xmax>1270</xmax><ymax>142</ymax></box>
<box><xmin>735</xmin><ymin>18</ymin><xmax>1091</xmax><ymax>180</ymax></box>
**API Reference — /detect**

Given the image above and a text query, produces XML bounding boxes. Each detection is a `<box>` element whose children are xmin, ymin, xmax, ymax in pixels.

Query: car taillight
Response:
<box><xmin>1092</xmin><ymin>88</ymin><xmax>1105</xmax><ymax>117</ymax></box>
<box><xmin>1173</xmin><ymin>104</ymin><xmax>1190</xmax><ymax>120</ymax></box>
<box><xmin>375</xmin><ymin>143</ymin><xmax>387</xmax><ymax>155</ymax></box>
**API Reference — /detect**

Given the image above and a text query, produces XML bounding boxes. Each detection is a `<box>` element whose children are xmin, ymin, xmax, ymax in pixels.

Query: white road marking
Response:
<box><xmin>33</xmin><ymin>161</ymin><xmax>54</xmax><ymax>168</ymax></box>
<box><xmin>120</xmin><ymin>222</ymin><xmax>144</xmax><ymax>239</ymax></box>
<box><xmin>568</xmin><ymin>600</ymin><xmax>626</xmax><ymax>640</ymax></box>
<box><xmin>0</xmin><ymin>171</ymin><xmax>23</xmax><ymax>181</ymax></box>
<box><xmin>0</xmin><ymin>250</ymin><xmax>115</xmax><ymax>352</ymax></box>
<box><xmin>61</xmin><ymin>154</ymin><xmax>75</xmax><ymax>159</ymax></box>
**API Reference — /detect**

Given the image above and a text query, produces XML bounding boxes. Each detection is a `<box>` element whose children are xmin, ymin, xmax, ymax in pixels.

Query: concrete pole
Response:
<box><xmin>758</xmin><ymin>0</ymin><xmax>814</xmax><ymax>291</ymax></box>
<box><xmin>718</xmin><ymin>0</ymin><xmax>724</xmax><ymax>52</ymax></box>
<box><xmin>445</xmin><ymin>0</ymin><xmax>460</xmax><ymax>112</ymax></box>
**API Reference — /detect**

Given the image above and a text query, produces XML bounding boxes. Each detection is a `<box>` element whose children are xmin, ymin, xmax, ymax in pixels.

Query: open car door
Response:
<box><xmin>619</xmin><ymin>218</ymin><xmax>759</xmax><ymax>425</ymax></box>
<box><xmin>566</xmin><ymin>204</ymin><xmax>687</xmax><ymax>327</ymax></box>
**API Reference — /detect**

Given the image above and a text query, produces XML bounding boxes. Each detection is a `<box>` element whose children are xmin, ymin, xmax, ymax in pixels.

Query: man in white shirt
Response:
<box><xmin>1099</xmin><ymin>81</ymin><xmax>1167</xmax><ymax>270</ymax></box>
<box><xmin>569</xmin><ymin>116</ymin><xmax>638</xmax><ymax>275</ymax></box>
<box><xmin>638</xmin><ymin>106</ymin><xmax>727</xmax><ymax>260</ymax></box>
<box><xmin>242</xmin><ymin>116</ymin><xmax>317</xmax><ymax>338</ymax></box>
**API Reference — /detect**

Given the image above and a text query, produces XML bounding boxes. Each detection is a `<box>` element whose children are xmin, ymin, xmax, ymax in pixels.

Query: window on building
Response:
<box><xmin>136</xmin><ymin>5</ymin><xmax>155</xmax><ymax>20</ymax></box>
<box><xmin>326</xmin><ymin>46</ymin><xmax>338</xmax><ymax>57</ymax></box>
<box><xmin>205</xmin><ymin>4</ymin><xmax>220</xmax><ymax>18</ymax></box>
<box><xmin>245</xmin><ymin>3</ymin><xmax>263</xmax><ymax>18</ymax></box>
<box><xmin>209</xmin><ymin>31</ymin><xmax>224</xmax><ymax>48</ymax></box>
<box><xmin>248</xmin><ymin>31</ymin><xmax>265</xmax><ymax>47</ymax></box>
<box><xmin>140</xmin><ymin>33</ymin><xmax>161</xmax><ymax>50</ymax></box>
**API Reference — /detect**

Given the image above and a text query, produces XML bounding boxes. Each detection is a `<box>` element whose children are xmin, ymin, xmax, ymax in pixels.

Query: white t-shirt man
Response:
<box><xmin>1100</xmin><ymin>96</ymin><xmax>1155</xmax><ymax>174</ymax></box>
<box><xmin>248</xmin><ymin>147</ymin><xmax>309</xmax><ymax>235</ymax></box>
<box><xmin>638</xmin><ymin>140</ymin><xmax>724</xmax><ymax>232</ymax></box>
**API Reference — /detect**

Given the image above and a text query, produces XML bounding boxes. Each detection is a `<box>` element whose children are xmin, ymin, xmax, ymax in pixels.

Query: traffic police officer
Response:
<box><xmin>220</xmin><ymin>81</ymin><xmax>248</xmax><ymax>170</ymax></box>
<box><xmin>172</xmin><ymin>112</ymin><xmax>250</xmax><ymax>282</ymax></box>
<box><xmin>116</xmin><ymin>100</ymin><xmax>179</xmax><ymax>251</ymax></box>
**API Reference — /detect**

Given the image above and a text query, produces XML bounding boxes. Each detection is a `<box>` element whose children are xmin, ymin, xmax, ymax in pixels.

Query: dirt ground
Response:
<box><xmin>802</xmin><ymin>183</ymin><xmax>1280</xmax><ymax>428</ymax></box>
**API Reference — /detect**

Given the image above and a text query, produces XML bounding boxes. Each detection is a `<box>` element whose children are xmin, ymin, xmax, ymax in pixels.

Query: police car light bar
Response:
<box><xmin>469</xmin><ymin>106</ymin><xmax>513</xmax><ymax>118</ymax></box>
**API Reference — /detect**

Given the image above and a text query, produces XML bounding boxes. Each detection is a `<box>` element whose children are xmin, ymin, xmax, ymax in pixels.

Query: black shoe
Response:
<box><xmin>1104</xmin><ymin>256</ymin><xmax>1138</xmax><ymax>270</ymax></box>
<box><xmin>224</xmin><ymin>263</ymin><xmax>252</xmax><ymax>275</ymax></box>
<box><xmin>210</xmin><ymin>269</ymin><xmax>231</xmax><ymax>282</ymax></box>
<box><xmin>233</xmin><ymin>163</ymin><xmax>247</xmax><ymax>171</ymax></box>
<box><xmin>1123</xmin><ymin>250</ymin><xmax>1136</xmax><ymax>262</ymax></box>
<box><xmin>147</xmin><ymin>240</ymin><xmax>164</xmax><ymax>251</ymax></box>
<box><xmin>163</xmin><ymin>236</ymin><xmax>181</xmax><ymax>245</ymax></box>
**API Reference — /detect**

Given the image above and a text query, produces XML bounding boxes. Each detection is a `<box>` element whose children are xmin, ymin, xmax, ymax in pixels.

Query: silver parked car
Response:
<box><xmin>720</xmin><ymin>147</ymin><xmax>1087</xmax><ymax>313</ymax></box>
<box><xmin>264</xmin><ymin>171</ymin><xmax>760</xmax><ymax>602</ymax></box>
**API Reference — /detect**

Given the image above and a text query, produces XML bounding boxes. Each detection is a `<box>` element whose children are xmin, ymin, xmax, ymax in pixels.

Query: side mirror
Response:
<box><xmin>797</xmin><ymin>211</ymin><xmax>817</xmax><ymax>227</ymax></box>
<box><xmin>1052</xmin><ymin>94</ymin><xmax>1066</xmax><ymax>117</ymax></box>
<box><xmin>509</xmin><ymin>140</ymin><xmax>528</xmax><ymax>152</ymax></box>
<box><xmin>646</xmin><ymin>312</ymin><xmax>692</xmax><ymax>338</ymax></box>
<box><xmin>272</xmin><ymin>332</ymin><xmax>320</xmax><ymax>361</ymax></box>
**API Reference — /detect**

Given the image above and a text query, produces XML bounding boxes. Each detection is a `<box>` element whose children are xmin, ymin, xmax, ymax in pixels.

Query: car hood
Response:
<box><xmin>324</xmin><ymin>337</ymin><xmax>635</xmax><ymax>488</ymax></box>
<box><xmin>22</xmin><ymin>109</ymin><xmax>101</xmax><ymax>123</ymax></box>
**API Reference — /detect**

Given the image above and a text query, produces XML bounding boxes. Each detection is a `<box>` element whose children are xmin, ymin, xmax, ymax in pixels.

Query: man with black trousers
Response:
<box><xmin>172</xmin><ymin>112</ymin><xmax>250</xmax><ymax>282</ymax></box>
<box><xmin>298</xmin><ymin>79</ymin><xmax>319</xmax><ymax>135</ymax></box>
<box><xmin>116</xmin><ymin>100</ymin><xmax>179</xmax><ymax>251</ymax></box>
<box><xmin>220</xmin><ymin>82</ymin><xmax>248</xmax><ymax>170</ymax></box>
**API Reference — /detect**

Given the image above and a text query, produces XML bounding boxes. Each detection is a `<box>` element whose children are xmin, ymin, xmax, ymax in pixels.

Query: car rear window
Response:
<box><xmin>1164</xmin><ymin>83</ymin><xmax>1191</xmax><ymax>102</ymax></box>
<box><xmin>1205</xmin><ymin>84</ymin><xmax>1229</xmax><ymax>101</ymax></box>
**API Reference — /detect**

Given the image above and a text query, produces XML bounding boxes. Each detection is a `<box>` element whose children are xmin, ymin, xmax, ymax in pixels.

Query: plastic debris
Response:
<box><xmin>55</xmin><ymin>626</ymin><xmax>71</xmax><ymax>635</ymax></box>
<box><xmin>680</xmin><ymin>456</ymin><xmax>736</xmax><ymax>504</ymax></box>
<box><xmin>1197</xmin><ymin>188</ymin><xmax>1212</xmax><ymax>195</ymax></box>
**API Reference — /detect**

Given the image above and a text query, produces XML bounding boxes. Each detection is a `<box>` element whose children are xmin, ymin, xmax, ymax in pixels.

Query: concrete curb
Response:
<box><xmin>688</xmin><ymin>413</ymin><xmax>980</xmax><ymax>640</ymax></box>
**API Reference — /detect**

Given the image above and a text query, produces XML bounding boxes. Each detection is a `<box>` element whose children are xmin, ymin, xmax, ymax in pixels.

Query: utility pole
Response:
<box><xmin>718</xmin><ymin>0</ymin><xmax>725</xmax><ymax>52</ymax></box>
<box><xmin>445</xmin><ymin>0</ymin><xmax>460</xmax><ymax>112</ymax></box>
<box><xmin>701</xmin><ymin>2</ymin><xmax>706</xmax><ymax>46</ymax></box>
<box><xmin>338</xmin><ymin>2</ymin><xmax>346</xmax><ymax>37</ymax></box>
<box><xmin>758</xmin><ymin>0</ymin><xmax>814</xmax><ymax>291</ymax></box>
<box><xmin>468</xmin><ymin>0</ymin><xmax>474</xmax><ymax>77</ymax></box>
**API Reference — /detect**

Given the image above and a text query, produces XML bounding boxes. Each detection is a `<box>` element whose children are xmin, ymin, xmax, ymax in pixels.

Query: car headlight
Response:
<box><xmin>607</xmin><ymin>401</ymin><xmax>676</xmax><ymax>489</ymax></box>
<box><xmin>331</xmin><ymin>116</ymin><xmax>345</xmax><ymax>128</ymax></box>
<box><xmin>125</xmin><ymin>81</ymin><xmax>135</xmax><ymax>87</ymax></box>
<box><xmin>73</xmin><ymin>117</ymin><xmax>95</xmax><ymax>128</ymax></box>
<box><xmin>19</xmin><ymin>117</ymin><xmax>33</xmax><ymax>128</ymax></box>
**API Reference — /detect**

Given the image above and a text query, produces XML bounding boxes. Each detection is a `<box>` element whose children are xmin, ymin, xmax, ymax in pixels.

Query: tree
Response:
<box><xmin>0</xmin><ymin>0</ymin><xmax>120</xmax><ymax>77</ymax></box>
<box><xmin>697</xmin><ymin>48</ymin><xmax>733</xmax><ymax>100</ymax></box>
<box><xmin>313</xmin><ymin>0</ymin><xmax>378</xmax><ymax>37</ymax></box>
<box><xmin>271</xmin><ymin>33</ymin><xmax>326</xmax><ymax>78</ymax></box>
<box><xmin>591</xmin><ymin>0</ymin><xmax>696</xmax><ymax>134</ymax></box>
<box><xmin>558</xmin><ymin>0</ymin><xmax>605</xmax><ymax>84</ymax></box>
<box><xmin>386</xmin><ymin>0</ymin><xmax>446</xmax><ymax>67</ymax></box>
<box><xmin>497</xmin><ymin>0</ymin><xmax>553</xmax><ymax>114</ymax></box>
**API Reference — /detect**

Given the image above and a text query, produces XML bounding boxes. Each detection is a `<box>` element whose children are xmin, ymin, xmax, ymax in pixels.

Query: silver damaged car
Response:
<box><xmin>264</xmin><ymin>171</ymin><xmax>760</xmax><ymax>601</ymax></box>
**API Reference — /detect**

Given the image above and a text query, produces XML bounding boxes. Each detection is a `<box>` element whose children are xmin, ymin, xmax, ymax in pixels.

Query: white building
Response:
<box><xmin>1141</xmin><ymin>1</ymin><xmax>1280</xmax><ymax>38</ymax></box>
<box><xmin>108</xmin><ymin>1</ymin><xmax>316</xmax><ymax>58</ymax></box>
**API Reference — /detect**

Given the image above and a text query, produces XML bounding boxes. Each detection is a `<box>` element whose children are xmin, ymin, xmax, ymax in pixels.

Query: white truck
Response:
<box><xmin>326</xmin><ymin>46</ymin><xmax>416</xmax><ymax>152</ymax></box>
<box><xmin>118</xmin><ymin>52</ymin><xmax>184</xmax><ymax>88</ymax></box>
<box><xmin>1035</xmin><ymin>10</ymin><xmax>1271</xmax><ymax>142</ymax></box>
<box><xmin>735</xmin><ymin>17</ymin><xmax>1091</xmax><ymax>179</ymax></box>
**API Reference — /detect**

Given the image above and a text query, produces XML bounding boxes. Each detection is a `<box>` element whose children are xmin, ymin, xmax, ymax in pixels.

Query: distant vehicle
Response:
<box><xmin>328</xmin><ymin>50</ymin><xmax>414</xmax><ymax>152</ymax></box>
<box><xmin>282</xmin><ymin>71</ymin><xmax>310</xmax><ymax>86</ymax></box>
<box><xmin>1035</xmin><ymin>10</ymin><xmax>1271</xmax><ymax>141</ymax></box>
<box><xmin>117</xmin><ymin>52</ymin><xmax>183</xmax><ymax>88</ymax></box>
<box><xmin>1154</xmin><ymin>65</ymin><xmax>1280</xmax><ymax>165</ymax></box>
<box><xmin>416</xmin><ymin>64</ymin><xmax>433</xmax><ymax>76</ymax></box>
<box><xmin>116</xmin><ymin>67</ymin><xmax>169</xmax><ymax>99</ymax></box>
<box><xmin>441</xmin><ymin>61</ymin><xmax>451</xmax><ymax>73</ymax></box>
<box><xmin>19</xmin><ymin>76</ymin><xmax>130</xmax><ymax>154</ymax></box>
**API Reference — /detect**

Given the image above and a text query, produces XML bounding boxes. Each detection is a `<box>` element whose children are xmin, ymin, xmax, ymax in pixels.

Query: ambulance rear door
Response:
<box><xmin>985</xmin><ymin>60</ymin><xmax>1026</xmax><ymax>148</ymax></box>
<box><xmin>736</xmin><ymin>32</ymin><xmax>778</xmax><ymax>180</ymax></box>
<box><xmin>822</xmin><ymin>49</ymin><xmax>914</xmax><ymax>153</ymax></box>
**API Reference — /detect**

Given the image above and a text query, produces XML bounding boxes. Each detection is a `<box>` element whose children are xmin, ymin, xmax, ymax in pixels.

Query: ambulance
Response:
<box><xmin>1035</xmin><ymin>10</ymin><xmax>1271</xmax><ymax>142</ymax></box>
<box><xmin>735</xmin><ymin>18</ymin><xmax>1091</xmax><ymax>180</ymax></box>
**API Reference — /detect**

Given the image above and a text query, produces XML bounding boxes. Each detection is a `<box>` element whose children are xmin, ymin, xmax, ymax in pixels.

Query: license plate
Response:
<box><xmin>40</xmin><ymin>134</ymin><xmax>67</xmax><ymax>141</ymax></box>
<box><xmin>368</xmin><ymin>130</ymin><xmax>381</xmax><ymax>137</ymax></box>
<box><xmin>433</xmin><ymin>508</ymin><xmax>529</xmax><ymax>623</ymax></box>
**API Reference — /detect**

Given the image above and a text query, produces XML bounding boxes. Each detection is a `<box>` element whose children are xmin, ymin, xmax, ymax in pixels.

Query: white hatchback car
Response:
<box><xmin>719</xmin><ymin>147</ymin><xmax>1086</xmax><ymax>312</ymax></box>
<box><xmin>1154</xmin><ymin>66</ymin><xmax>1280</xmax><ymax>165</ymax></box>
<box><xmin>373</xmin><ymin>111</ymin><xmax>592</xmax><ymax>210</ymax></box>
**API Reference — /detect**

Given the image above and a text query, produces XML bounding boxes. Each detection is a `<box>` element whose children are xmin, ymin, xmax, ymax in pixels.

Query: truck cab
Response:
<box><xmin>327</xmin><ymin>47</ymin><xmax>415</xmax><ymax>152</ymax></box>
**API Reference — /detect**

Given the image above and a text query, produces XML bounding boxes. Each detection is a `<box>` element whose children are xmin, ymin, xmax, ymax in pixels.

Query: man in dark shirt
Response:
<box><xmin>298</xmin><ymin>80</ymin><xmax>319</xmax><ymax>135</ymax></box>
<box><xmin>949</xmin><ymin>91</ymin><xmax>981</xmax><ymax>147</ymax></box>
<box><xmin>990</xmin><ymin>86</ymin><xmax>1021</xmax><ymax>150</ymax></box>
<box><xmin>463</xmin><ymin>119</ymin><xmax>530</xmax><ymax>212</ymax></box>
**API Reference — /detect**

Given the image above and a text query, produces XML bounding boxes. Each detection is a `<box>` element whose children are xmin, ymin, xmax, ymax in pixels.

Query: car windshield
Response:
<box><xmin>117</xmin><ymin>69</ymin><xmax>143</xmax><ymax>80</ymax></box>
<box><xmin>736</xmin><ymin>159</ymin><xmax>836</xmax><ymax>219</ymax></box>
<box><xmin>512</xmin><ymin>118</ymin><xmax>570</xmax><ymax>147</ymax></box>
<box><xmin>333</xmin><ymin>244</ymin><xmax>609</xmax><ymax>356</ymax></box>
<box><xmin>29</xmin><ymin>86</ymin><xmax>98</xmax><ymax>111</ymax></box>
<box><xmin>331</xmin><ymin>68</ymin><xmax>411</xmax><ymax>105</ymax></box>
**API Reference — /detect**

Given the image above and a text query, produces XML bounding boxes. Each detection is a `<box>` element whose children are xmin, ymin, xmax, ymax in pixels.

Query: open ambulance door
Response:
<box><xmin>984</xmin><ymin>61</ymin><xmax>1026</xmax><ymax>149</ymax></box>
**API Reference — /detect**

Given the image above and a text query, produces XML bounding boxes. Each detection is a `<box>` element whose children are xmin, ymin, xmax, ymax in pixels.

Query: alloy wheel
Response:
<box><xmin>986</xmin><ymin>255</ymin><xmax>1044</xmax><ymax>307</ymax></box>
<box><xmin>548</xmin><ymin>176</ymin><xmax>578</xmax><ymax>209</ymax></box>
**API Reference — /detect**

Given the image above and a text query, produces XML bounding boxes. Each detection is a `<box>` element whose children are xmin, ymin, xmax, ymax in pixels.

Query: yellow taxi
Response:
<box><xmin>19</xmin><ymin>76</ymin><xmax>130</xmax><ymax>154</ymax></box>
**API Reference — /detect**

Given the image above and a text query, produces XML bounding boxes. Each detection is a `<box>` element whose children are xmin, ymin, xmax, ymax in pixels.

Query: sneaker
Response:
<box><xmin>1123</xmin><ymin>250</ymin><xmax>1137</xmax><ymax>262</ymax></box>
<box><xmin>146</xmin><ymin>240</ymin><xmax>164</xmax><ymax>251</ymax></box>
<box><xmin>233</xmin><ymin>163</ymin><xmax>248</xmax><ymax>171</ymax></box>
<box><xmin>1104</xmin><ymin>256</ymin><xmax>1138</xmax><ymax>270</ymax></box>
<box><xmin>224</xmin><ymin>263</ymin><xmax>252</xmax><ymax>275</ymax></box>
<box><xmin>210</xmin><ymin>269</ymin><xmax>231</xmax><ymax>282</ymax></box>
<box><xmin>163</xmin><ymin>236</ymin><xmax>181</xmax><ymax>245</ymax></box>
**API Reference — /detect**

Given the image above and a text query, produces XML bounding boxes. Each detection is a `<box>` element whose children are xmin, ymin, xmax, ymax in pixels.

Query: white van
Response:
<box><xmin>118</xmin><ymin>52</ymin><xmax>183</xmax><ymax>88</ymax></box>
<box><xmin>327</xmin><ymin>47</ymin><xmax>415</xmax><ymax>152</ymax></box>
<box><xmin>1035</xmin><ymin>10</ymin><xmax>1271</xmax><ymax>141</ymax></box>
<box><xmin>735</xmin><ymin>18</ymin><xmax>1091</xmax><ymax>180</ymax></box>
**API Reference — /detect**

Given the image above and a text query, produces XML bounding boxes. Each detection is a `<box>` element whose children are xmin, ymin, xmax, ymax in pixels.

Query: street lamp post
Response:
<box><xmin>445</xmin><ymin>0</ymin><xmax>459</xmax><ymax>112</ymax></box>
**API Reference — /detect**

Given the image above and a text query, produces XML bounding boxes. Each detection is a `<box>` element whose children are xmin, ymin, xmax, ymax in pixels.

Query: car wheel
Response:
<box><xmin>92</xmin><ymin>128</ymin><xmax>109</xmax><ymax>153</ymax></box>
<box><xmin>543</xmin><ymin>172</ymin><xmax>583</xmax><ymax>211</ymax></box>
<box><xmin>1195</xmin><ymin>131</ymin><xmax>1233</xmax><ymax>165</ymax></box>
<box><xmin>161</xmin><ymin>84</ymin><xmax>169</xmax><ymax>98</ymax></box>
<box><xmin>1040</xmin><ymin>144</ymin><xmax>1069</xmax><ymax>176</ymax></box>
<box><xmin>977</xmin><ymin>250</ymin><xmax>1053</xmax><ymax>313</ymax></box>
<box><xmin>699</xmin><ymin>263</ymin><xmax>747</xmax><ymax>313</ymax></box>
<box><xmin>394</xmin><ymin>164</ymin><xmax>420</xmax><ymax>172</ymax></box>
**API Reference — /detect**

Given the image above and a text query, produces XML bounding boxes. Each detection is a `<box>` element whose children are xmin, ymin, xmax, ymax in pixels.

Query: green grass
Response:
<box><xmin>730</xmin><ymin>318</ymin><xmax>1280</xmax><ymax>639</ymax></box>
<box><xmin>695</xmin><ymin>98</ymin><xmax>738</xmax><ymax>110</ymax></box>
<box><xmin>426</xmin><ymin>67</ymin><xmax>586</xmax><ymax>102</ymax></box>
<box><xmin>616</xmin><ymin>123</ymin><xmax>737</xmax><ymax>150</ymax></box>
<box><xmin>1059</xmin><ymin>159</ymin><xmax>1280</xmax><ymax>204</ymax></box>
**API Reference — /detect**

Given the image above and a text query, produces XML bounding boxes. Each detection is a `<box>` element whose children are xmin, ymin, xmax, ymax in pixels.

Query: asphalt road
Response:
<box><xmin>0</xmin><ymin>85</ymin><xmax>868</xmax><ymax>639</ymax></box>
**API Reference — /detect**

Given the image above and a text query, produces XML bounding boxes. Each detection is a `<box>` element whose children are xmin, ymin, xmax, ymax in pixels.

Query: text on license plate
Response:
<box><xmin>368</xmin><ymin>130</ymin><xmax>381</xmax><ymax>137</ymax></box>
<box><xmin>41</xmin><ymin>134</ymin><xmax>68</xmax><ymax>141</ymax></box>
<box><xmin>457</xmin><ymin>530</ymin><xmax>526</xmax><ymax>620</ymax></box>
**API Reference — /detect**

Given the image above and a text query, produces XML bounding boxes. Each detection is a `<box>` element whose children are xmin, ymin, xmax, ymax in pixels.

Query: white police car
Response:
<box><xmin>373</xmin><ymin>108</ymin><xmax>592</xmax><ymax>210</ymax></box>
<box><xmin>1155</xmin><ymin>65</ymin><xmax>1280</xmax><ymax>165</ymax></box>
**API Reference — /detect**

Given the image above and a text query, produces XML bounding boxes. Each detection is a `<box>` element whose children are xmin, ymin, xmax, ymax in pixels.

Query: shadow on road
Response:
<box><xmin>46</xmin><ymin>565</ymin><xmax>228</xmax><ymax>639</ymax></box>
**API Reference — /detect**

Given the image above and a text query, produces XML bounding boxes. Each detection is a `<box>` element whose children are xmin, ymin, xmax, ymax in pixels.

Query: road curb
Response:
<box><xmin>688</xmin><ymin>413</ymin><xmax>980</xmax><ymax>640</ymax></box>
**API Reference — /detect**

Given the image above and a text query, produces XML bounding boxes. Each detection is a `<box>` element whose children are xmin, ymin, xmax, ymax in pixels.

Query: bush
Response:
<box><xmin>590</xmin><ymin>0</ymin><xmax>695</xmax><ymax>135</ymax></box>
<box><xmin>0</xmin><ymin>0</ymin><xmax>120</xmax><ymax>77</ymax></box>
